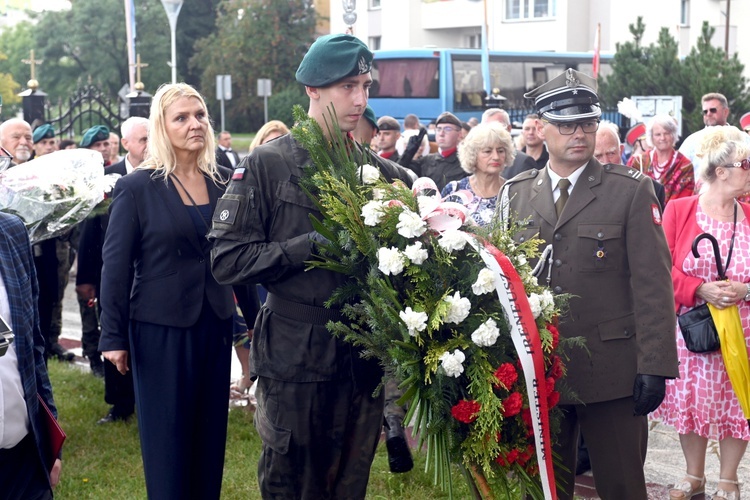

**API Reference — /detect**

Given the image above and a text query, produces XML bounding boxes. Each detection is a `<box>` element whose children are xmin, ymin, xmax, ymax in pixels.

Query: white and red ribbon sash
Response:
<box><xmin>411</xmin><ymin>177</ymin><xmax>474</xmax><ymax>232</ymax></box>
<box><xmin>471</xmin><ymin>239</ymin><xmax>557</xmax><ymax>500</ymax></box>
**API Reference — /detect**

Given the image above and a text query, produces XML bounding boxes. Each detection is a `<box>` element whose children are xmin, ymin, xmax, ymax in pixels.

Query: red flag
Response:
<box><xmin>593</xmin><ymin>23</ymin><xmax>601</xmax><ymax>79</ymax></box>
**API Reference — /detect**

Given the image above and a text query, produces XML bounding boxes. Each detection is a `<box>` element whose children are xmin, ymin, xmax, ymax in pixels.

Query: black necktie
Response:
<box><xmin>555</xmin><ymin>178</ymin><xmax>571</xmax><ymax>218</ymax></box>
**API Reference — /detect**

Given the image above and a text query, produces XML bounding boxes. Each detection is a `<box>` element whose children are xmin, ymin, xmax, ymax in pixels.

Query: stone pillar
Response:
<box><xmin>126</xmin><ymin>89</ymin><xmax>152</xmax><ymax>118</ymax></box>
<box><xmin>19</xmin><ymin>87</ymin><xmax>47</xmax><ymax>125</ymax></box>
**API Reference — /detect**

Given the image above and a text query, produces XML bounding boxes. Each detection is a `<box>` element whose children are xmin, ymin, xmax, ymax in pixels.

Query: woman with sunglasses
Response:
<box><xmin>627</xmin><ymin>114</ymin><xmax>695</xmax><ymax>203</ymax></box>
<box><xmin>653</xmin><ymin>126</ymin><xmax>750</xmax><ymax>500</ymax></box>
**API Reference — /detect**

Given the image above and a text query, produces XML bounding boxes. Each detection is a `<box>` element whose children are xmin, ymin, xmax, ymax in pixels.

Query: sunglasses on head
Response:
<box><xmin>702</xmin><ymin>107</ymin><xmax>719</xmax><ymax>115</ymax></box>
<box><xmin>724</xmin><ymin>158</ymin><xmax>750</xmax><ymax>171</ymax></box>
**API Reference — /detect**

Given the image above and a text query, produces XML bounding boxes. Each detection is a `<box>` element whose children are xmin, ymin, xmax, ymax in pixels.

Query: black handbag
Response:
<box><xmin>678</xmin><ymin>303</ymin><xmax>720</xmax><ymax>353</ymax></box>
<box><xmin>677</xmin><ymin>202</ymin><xmax>737</xmax><ymax>354</ymax></box>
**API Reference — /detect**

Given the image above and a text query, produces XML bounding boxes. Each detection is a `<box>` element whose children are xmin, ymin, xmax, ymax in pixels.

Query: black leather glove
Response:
<box><xmin>632</xmin><ymin>374</ymin><xmax>666</xmax><ymax>416</ymax></box>
<box><xmin>398</xmin><ymin>127</ymin><xmax>427</xmax><ymax>167</ymax></box>
<box><xmin>308</xmin><ymin>231</ymin><xmax>331</xmax><ymax>254</ymax></box>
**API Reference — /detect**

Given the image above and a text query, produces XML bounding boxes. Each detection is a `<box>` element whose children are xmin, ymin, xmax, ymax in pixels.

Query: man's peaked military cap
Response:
<box><xmin>524</xmin><ymin>68</ymin><xmax>601</xmax><ymax>123</ymax></box>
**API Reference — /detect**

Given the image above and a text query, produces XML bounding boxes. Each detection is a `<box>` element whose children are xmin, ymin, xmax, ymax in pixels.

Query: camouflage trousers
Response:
<box><xmin>254</xmin><ymin>375</ymin><xmax>384</xmax><ymax>499</ymax></box>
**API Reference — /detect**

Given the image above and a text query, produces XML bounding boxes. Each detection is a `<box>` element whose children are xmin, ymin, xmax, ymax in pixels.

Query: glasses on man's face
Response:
<box><xmin>702</xmin><ymin>107</ymin><xmax>719</xmax><ymax>115</ymax></box>
<box><xmin>436</xmin><ymin>126</ymin><xmax>459</xmax><ymax>134</ymax></box>
<box><xmin>724</xmin><ymin>158</ymin><xmax>750</xmax><ymax>171</ymax></box>
<box><xmin>546</xmin><ymin>120</ymin><xmax>599</xmax><ymax>136</ymax></box>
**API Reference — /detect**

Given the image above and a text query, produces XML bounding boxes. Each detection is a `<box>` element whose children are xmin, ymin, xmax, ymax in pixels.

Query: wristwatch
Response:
<box><xmin>744</xmin><ymin>283</ymin><xmax>750</xmax><ymax>302</ymax></box>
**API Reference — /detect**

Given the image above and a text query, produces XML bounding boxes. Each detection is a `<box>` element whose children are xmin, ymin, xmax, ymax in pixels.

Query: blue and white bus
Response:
<box><xmin>368</xmin><ymin>48</ymin><xmax>614</xmax><ymax>125</ymax></box>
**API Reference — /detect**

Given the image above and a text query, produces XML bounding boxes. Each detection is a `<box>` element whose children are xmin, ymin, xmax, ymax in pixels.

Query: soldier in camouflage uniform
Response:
<box><xmin>209</xmin><ymin>34</ymin><xmax>414</xmax><ymax>498</ymax></box>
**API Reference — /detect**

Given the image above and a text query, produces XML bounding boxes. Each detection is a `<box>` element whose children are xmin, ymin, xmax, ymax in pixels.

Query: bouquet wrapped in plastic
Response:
<box><xmin>0</xmin><ymin>149</ymin><xmax>119</xmax><ymax>243</ymax></box>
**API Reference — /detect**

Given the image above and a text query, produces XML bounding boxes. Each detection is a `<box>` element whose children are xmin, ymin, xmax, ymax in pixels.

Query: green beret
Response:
<box><xmin>80</xmin><ymin>125</ymin><xmax>110</xmax><ymax>148</ymax></box>
<box><xmin>363</xmin><ymin>106</ymin><xmax>378</xmax><ymax>131</ymax></box>
<box><xmin>436</xmin><ymin>112</ymin><xmax>461</xmax><ymax>128</ymax></box>
<box><xmin>33</xmin><ymin>123</ymin><xmax>55</xmax><ymax>144</ymax></box>
<box><xmin>377</xmin><ymin>116</ymin><xmax>400</xmax><ymax>131</ymax></box>
<box><xmin>296</xmin><ymin>34</ymin><xmax>373</xmax><ymax>87</ymax></box>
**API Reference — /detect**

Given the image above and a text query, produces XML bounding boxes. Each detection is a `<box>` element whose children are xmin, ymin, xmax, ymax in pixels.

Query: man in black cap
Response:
<box><xmin>376</xmin><ymin>115</ymin><xmax>401</xmax><ymax>163</ymax></box>
<box><xmin>409</xmin><ymin>111</ymin><xmax>464</xmax><ymax>190</ymax></box>
<box><xmin>499</xmin><ymin>68</ymin><xmax>678</xmax><ymax>499</ymax></box>
<box><xmin>32</xmin><ymin>124</ymin><xmax>57</xmax><ymax>158</ymax></box>
<box><xmin>208</xmin><ymin>33</ymin><xmax>413</xmax><ymax>498</ymax></box>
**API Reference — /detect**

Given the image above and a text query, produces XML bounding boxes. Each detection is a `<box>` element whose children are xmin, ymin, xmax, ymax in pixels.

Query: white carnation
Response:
<box><xmin>357</xmin><ymin>164</ymin><xmax>380</xmax><ymax>184</ymax></box>
<box><xmin>377</xmin><ymin>246</ymin><xmax>406</xmax><ymax>275</ymax></box>
<box><xmin>471</xmin><ymin>268</ymin><xmax>496</xmax><ymax>295</ymax></box>
<box><xmin>372</xmin><ymin>188</ymin><xmax>386</xmax><ymax>200</ymax></box>
<box><xmin>439</xmin><ymin>349</ymin><xmax>466</xmax><ymax>378</ymax></box>
<box><xmin>397</xmin><ymin>208</ymin><xmax>428</xmax><ymax>238</ymax></box>
<box><xmin>540</xmin><ymin>289</ymin><xmax>555</xmax><ymax>315</ymax></box>
<box><xmin>361</xmin><ymin>200</ymin><xmax>386</xmax><ymax>226</ymax></box>
<box><xmin>404</xmin><ymin>241</ymin><xmax>428</xmax><ymax>265</ymax></box>
<box><xmin>443</xmin><ymin>291</ymin><xmax>471</xmax><ymax>324</ymax></box>
<box><xmin>527</xmin><ymin>293</ymin><xmax>542</xmax><ymax>318</ymax></box>
<box><xmin>515</xmin><ymin>254</ymin><xmax>528</xmax><ymax>267</ymax></box>
<box><xmin>438</xmin><ymin>229</ymin><xmax>468</xmax><ymax>252</ymax></box>
<box><xmin>399</xmin><ymin>307</ymin><xmax>428</xmax><ymax>337</ymax></box>
<box><xmin>471</xmin><ymin>318</ymin><xmax>500</xmax><ymax>347</ymax></box>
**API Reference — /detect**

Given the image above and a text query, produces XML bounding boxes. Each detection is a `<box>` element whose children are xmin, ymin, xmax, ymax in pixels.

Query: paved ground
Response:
<box><xmin>58</xmin><ymin>281</ymin><xmax>750</xmax><ymax>498</ymax></box>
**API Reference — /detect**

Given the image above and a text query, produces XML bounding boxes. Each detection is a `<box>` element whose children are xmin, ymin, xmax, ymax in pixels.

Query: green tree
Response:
<box><xmin>681</xmin><ymin>22</ymin><xmax>750</xmax><ymax>133</ymax></box>
<box><xmin>0</xmin><ymin>22</ymin><xmax>31</xmax><ymax>116</ymax></box>
<box><xmin>190</xmin><ymin>0</ymin><xmax>317</xmax><ymax>132</ymax></box>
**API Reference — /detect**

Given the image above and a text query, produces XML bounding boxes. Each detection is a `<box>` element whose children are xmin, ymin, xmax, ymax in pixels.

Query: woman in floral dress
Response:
<box><xmin>627</xmin><ymin>113</ymin><xmax>695</xmax><ymax>203</ymax></box>
<box><xmin>441</xmin><ymin>122</ymin><xmax>515</xmax><ymax>226</ymax></box>
<box><xmin>655</xmin><ymin>126</ymin><xmax>750</xmax><ymax>500</ymax></box>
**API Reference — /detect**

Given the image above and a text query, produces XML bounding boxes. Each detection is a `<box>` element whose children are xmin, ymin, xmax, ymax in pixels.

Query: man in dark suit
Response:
<box><xmin>0</xmin><ymin>212</ymin><xmax>62</xmax><ymax>498</ymax></box>
<box><xmin>215</xmin><ymin>130</ymin><xmax>240</xmax><ymax>169</ymax></box>
<box><xmin>500</xmin><ymin>69</ymin><xmax>678</xmax><ymax>499</ymax></box>
<box><xmin>481</xmin><ymin>108</ymin><xmax>538</xmax><ymax>179</ymax></box>
<box><xmin>76</xmin><ymin>117</ymin><xmax>147</xmax><ymax>424</ymax></box>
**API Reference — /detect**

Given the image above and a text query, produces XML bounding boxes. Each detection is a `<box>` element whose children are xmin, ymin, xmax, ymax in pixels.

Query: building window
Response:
<box><xmin>369</xmin><ymin>0</ymin><xmax>381</xmax><ymax>9</ymax></box>
<box><xmin>467</xmin><ymin>34</ymin><xmax>482</xmax><ymax>49</ymax></box>
<box><xmin>680</xmin><ymin>0</ymin><xmax>689</xmax><ymax>25</ymax></box>
<box><xmin>369</xmin><ymin>36</ymin><xmax>381</xmax><ymax>51</ymax></box>
<box><xmin>505</xmin><ymin>0</ymin><xmax>554</xmax><ymax>20</ymax></box>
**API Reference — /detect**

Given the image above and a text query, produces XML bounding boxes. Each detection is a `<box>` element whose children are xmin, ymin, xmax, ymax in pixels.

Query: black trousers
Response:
<box><xmin>0</xmin><ymin>433</ymin><xmax>53</xmax><ymax>500</ymax></box>
<box><xmin>554</xmin><ymin>397</ymin><xmax>648</xmax><ymax>500</ymax></box>
<box><xmin>129</xmin><ymin>307</ymin><xmax>232</xmax><ymax>500</ymax></box>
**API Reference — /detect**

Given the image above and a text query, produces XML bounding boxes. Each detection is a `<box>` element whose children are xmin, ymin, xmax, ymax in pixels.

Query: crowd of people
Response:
<box><xmin>2</xmin><ymin>31</ymin><xmax>750</xmax><ymax>500</ymax></box>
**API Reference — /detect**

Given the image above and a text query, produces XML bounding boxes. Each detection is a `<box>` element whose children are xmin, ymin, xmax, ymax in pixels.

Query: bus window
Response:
<box><xmin>371</xmin><ymin>58</ymin><xmax>439</xmax><ymax>98</ymax></box>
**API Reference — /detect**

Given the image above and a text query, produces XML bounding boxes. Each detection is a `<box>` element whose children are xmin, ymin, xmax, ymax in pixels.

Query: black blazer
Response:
<box><xmin>77</xmin><ymin>160</ymin><xmax>128</xmax><ymax>289</ymax></box>
<box><xmin>215</xmin><ymin>147</ymin><xmax>240</xmax><ymax>169</ymax></box>
<box><xmin>99</xmin><ymin>167</ymin><xmax>235</xmax><ymax>351</ymax></box>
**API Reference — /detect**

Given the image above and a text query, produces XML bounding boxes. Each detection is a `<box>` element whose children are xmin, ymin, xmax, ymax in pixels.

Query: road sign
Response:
<box><xmin>257</xmin><ymin>78</ymin><xmax>272</xmax><ymax>97</ymax></box>
<box><xmin>216</xmin><ymin>75</ymin><xmax>232</xmax><ymax>101</ymax></box>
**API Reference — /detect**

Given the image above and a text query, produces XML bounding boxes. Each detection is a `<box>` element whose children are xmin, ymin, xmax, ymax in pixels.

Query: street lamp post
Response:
<box><xmin>161</xmin><ymin>0</ymin><xmax>184</xmax><ymax>84</ymax></box>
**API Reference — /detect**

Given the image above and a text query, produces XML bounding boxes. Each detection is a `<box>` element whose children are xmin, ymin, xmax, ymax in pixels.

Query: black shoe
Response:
<box><xmin>97</xmin><ymin>408</ymin><xmax>133</xmax><ymax>425</ymax></box>
<box><xmin>90</xmin><ymin>359</ymin><xmax>105</xmax><ymax>378</ymax></box>
<box><xmin>384</xmin><ymin>415</ymin><xmax>413</xmax><ymax>473</ymax></box>
<box><xmin>49</xmin><ymin>342</ymin><xmax>75</xmax><ymax>362</ymax></box>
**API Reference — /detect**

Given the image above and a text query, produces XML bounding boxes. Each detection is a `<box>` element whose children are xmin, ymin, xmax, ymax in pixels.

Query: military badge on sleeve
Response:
<box><xmin>651</xmin><ymin>204</ymin><xmax>662</xmax><ymax>225</ymax></box>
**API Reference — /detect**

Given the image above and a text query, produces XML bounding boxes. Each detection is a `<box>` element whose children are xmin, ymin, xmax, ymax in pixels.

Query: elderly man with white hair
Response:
<box><xmin>0</xmin><ymin>118</ymin><xmax>33</xmax><ymax>165</ymax></box>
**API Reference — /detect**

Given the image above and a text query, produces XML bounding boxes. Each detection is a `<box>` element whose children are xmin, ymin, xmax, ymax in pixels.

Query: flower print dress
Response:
<box><xmin>653</xmin><ymin>206</ymin><xmax>750</xmax><ymax>441</ymax></box>
<box><xmin>441</xmin><ymin>177</ymin><xmax>499</xmax><ymax>227</ymax></box>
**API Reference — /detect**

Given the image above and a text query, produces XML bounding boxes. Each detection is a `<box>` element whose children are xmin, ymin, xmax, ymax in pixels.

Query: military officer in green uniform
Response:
<box><xmin>499</xmin><ymin>69</ymin><xmax>679</xmax><ymax>499</ymax></box>
<box><xmin>208</xmin><ymin>34</ymin><xmax>413</xmax><ymax>498</ymax></box>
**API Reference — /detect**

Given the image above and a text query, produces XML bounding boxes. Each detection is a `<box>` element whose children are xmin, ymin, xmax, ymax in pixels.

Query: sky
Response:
<box><xmin>31</xmin><ymin>0</ymin><xmax>71</xmax><ymax>11</ymax></box>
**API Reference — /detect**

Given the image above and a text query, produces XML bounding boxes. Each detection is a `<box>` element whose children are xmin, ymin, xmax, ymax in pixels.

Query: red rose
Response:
<box><xmin>451</xmin><ymin>399</ymin><xmax>481</xmax><ymax>424</ymax></box>
<box><xmin>547</xmin><ymin>390</ymin><xmax>560</xmax><ymax>408</ymax></box>
<box><xmin>547</xmin><ymin>355</ymin><xmax>564</xmax><ymax>380</ymax></box>
<box><xmin>495</xmin><ymin>448</ymin><xmax>519</xmax><ymax>467</ymax></box>
<box><xmin>546</xmin><ymin>324</ymin><xmax>560</xmax><ymax>349</ymax></box>
<box><xmin>517</xmin><ymin>444</ymin><xmax>535</xmax><ymax>465</ymax></box>
<box><xmin>545</xmin><ymin>377</ymin><xmax>556</xmax><ymax>396</ymax></box>
<box><xmin>502</xmin><ymin>392</ymin><xmax>523</xmax><ymax>417</ymax></box>
<box><xmin>493</xmin><ymin>362</ymin><xmax>518</xmax><ymax>390</ymax></box>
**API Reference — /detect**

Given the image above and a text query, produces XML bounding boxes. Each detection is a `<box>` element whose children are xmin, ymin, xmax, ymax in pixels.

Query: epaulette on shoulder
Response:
<box><xmin>506</xmin><ymin>168</ymin><xmax>539</xmax><ymax>185</ymax></box>
<box><xmin>602</xmin><ymin>163</ymin><xmax>644</xmax><ymax>182</ymax></box>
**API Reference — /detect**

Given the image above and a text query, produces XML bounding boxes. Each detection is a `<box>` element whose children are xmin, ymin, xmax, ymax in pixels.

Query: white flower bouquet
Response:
<box><xmin>0</xmin><ymin>149</ymin><xmax>118</xmax><ymax>243</ymax></box>
<box><xmin>292</xmin><ymin>107</ymin><xmax>572</xmax><ymax>499</ymax></box>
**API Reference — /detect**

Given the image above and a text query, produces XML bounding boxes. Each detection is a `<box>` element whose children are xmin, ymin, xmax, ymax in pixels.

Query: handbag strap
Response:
<box><xmin>722</xmin><ymin>201</ymin><xmax>738</xmax><ymax>280</ymax></box>
<box><xmin>170</xmin><ymin>173</ymin><xmax>211</xmax><ymax>233</ymax></box>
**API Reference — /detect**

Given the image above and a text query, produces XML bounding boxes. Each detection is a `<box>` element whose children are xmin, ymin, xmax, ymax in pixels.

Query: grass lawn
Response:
<box><xmin>47</xmin><ymin>360</ymin><xmax>472</xmax><ymax>499</ymax></box>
